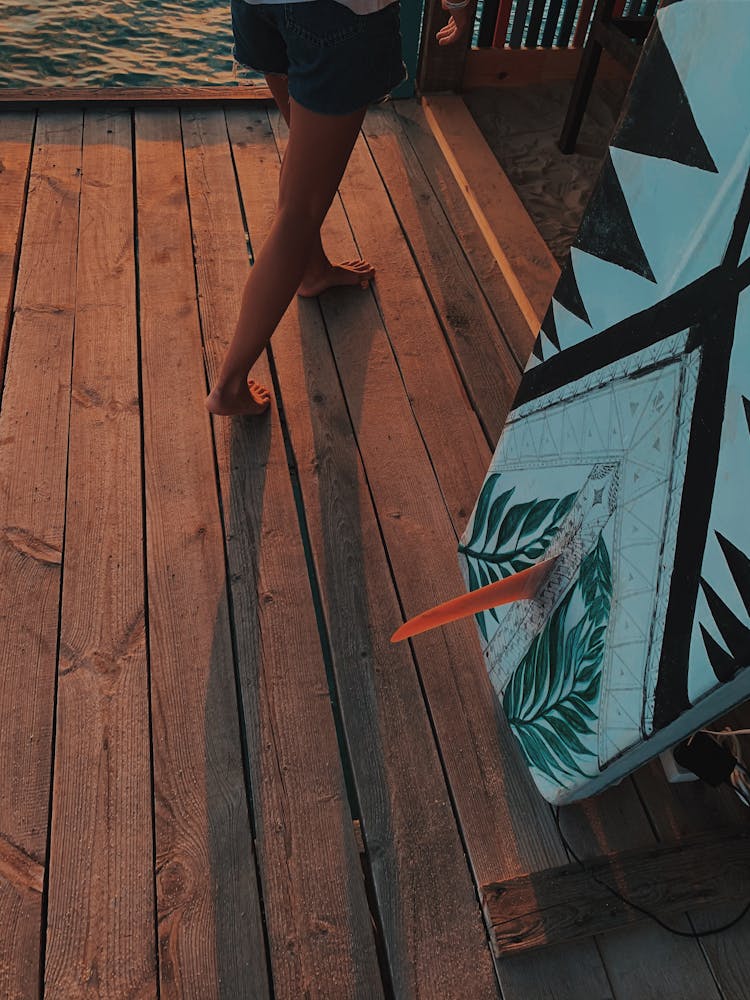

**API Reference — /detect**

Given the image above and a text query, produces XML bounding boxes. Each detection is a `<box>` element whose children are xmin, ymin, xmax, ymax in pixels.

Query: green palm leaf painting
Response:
<box><xmin>503</xmin><ymin>532</ymin><xmax>612</xmax><ymax>786</ymax></box>
<box><xmin>459</xmin><ymin>475</ymin><xmax>578</xmax><ymax>640</ymax></box>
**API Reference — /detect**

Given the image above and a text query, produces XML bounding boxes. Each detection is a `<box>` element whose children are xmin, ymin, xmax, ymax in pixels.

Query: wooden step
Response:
<box><xmin>420</xmin><ymin>94</ymin><xmax>560</xmax><ymax>338</ymax></box>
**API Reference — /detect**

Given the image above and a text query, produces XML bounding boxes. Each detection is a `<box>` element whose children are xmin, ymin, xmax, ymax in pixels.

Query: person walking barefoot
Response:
<box><xmin>206</xmin><ymin>0</ymin><xmax>474</xmax><ymax>417</ymax></box>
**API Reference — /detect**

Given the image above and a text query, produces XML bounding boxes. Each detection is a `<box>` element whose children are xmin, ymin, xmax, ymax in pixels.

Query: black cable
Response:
<box><xmin>553</xmin><ymin>808</ymin><xmax>750</xmax><ymax>938</ymax></box>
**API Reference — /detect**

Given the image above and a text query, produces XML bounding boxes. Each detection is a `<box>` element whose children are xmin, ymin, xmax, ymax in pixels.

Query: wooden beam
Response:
<box><xmin>0</xmin><ymin>86</ymin><xmax>272</xmax><ymax>108</ymax></box>
<box><xmin>633</xmin><ymin>711</ymin><xmax>750</xmax><ymax>995</ymax></box>
<box><xmin>592</xmin><ymin>20</ymin><xmax>641</xmax><ymax>72</ymax></box>
<box><xmin>392</xmin><ymin>101</ymin><xmax>535</xmax><ymax>371</ymax></box>
<box><xmin>462</xmin><ymin>46</ymin><xmax>629</xmax><ymax>89</ymax></box>
<box><xmin>483</xmin><ymin>828</ymin><xmax>750</xmax><ymax>955</ymax></box>
<box><xmin>363</xmin><ymin>104</ymin><xmax>524</xmax><ymax>442</ymax></box>
<box><xmin>420</xmin><ymin>94</ymin><xmax>560</xmax><ymax>334</ymax></box>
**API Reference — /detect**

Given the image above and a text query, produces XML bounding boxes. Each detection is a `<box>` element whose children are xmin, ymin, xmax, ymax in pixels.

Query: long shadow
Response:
<box><xmin>209</xmin><ymin>393</ymin><xmax>383</xmax><ymax>995</ymax></box>
<box><xmin>205</xmin><ymin>412</ymin><xmax>273</xmax><ymax>999</ymax></box>
<box><xmin>284</xmin><ymin>290</ymin><xmax>412</xmax><ymax>996</ymax></box>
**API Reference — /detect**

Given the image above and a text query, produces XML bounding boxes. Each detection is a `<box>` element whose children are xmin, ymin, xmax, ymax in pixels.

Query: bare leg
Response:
<box><xmin>265</xmin><ymin>73</ymin><xmax>375</xmax><ymax>298</ymax></box>
<box><xmin>205</xmin><ymin>94</ymin><xmax>368</xmax><ymax>416</ymax></box>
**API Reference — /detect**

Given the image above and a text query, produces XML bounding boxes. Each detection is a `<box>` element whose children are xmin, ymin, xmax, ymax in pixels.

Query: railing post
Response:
<box><xmin>417</xmin><ymin>0</ymin><xmax>474</xmax><ymax>93</ymax></box>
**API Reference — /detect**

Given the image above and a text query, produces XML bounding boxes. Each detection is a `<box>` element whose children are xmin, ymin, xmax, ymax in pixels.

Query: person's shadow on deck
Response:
<box><xmin>204</xmin><ymin>411</ymin><xmax>272</xmax><ymax>999</ymax></box>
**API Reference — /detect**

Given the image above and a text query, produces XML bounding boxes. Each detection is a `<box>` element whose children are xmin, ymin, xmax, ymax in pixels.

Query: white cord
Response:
<box><xmin>700</xmin><ymin>727</ymin><xmax>750</xmax><ymax>738</ymax></box>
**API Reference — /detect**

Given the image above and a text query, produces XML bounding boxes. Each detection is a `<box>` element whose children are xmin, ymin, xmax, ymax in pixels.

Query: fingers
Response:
<box><xmin>436</xmin><ymin>18</ymin><xmax>459</xmax><ymax>45</ymax></box>
<box><xmin>436</xmin><ymin>9</ymin><xmax>470</xmax><ymax>45</ymax></box>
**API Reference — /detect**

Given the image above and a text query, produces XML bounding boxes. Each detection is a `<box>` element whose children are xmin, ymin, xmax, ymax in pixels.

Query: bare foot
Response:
<box><xmin>205</xmin><ymin>378</ymin><xmax>271</xmax><ymax>417</ymax></box>
<box><xmin>297</xmin><ymin>258</ymin><xmax>375</xmax><ymax>298</ymax></box>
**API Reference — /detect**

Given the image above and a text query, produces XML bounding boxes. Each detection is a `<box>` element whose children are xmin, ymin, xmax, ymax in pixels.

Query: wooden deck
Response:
<box><xmin>1</xmin><ymin>95</ymin><xmax>748</xmax><ymax>999</ymax></box>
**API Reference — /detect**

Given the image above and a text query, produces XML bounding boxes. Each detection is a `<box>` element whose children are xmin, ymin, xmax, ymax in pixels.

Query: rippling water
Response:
<box><xmin>0</xmin><ymin>0</ymin><xmax>259</xmax><ymax>87</ymax></box>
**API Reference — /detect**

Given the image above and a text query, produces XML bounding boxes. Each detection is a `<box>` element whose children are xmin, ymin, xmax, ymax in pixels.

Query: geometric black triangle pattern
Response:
<box><xmin>554</xmin><ymin>261</ymin><xmax>591</xmax><ymax>326</ymax></box>
<box><xmin>541</xmin><ymin>302</ymin><xmax>561</xmax><ymax>351</ymax></box>
<box><xmin>531</xmin><ymin>333</ymin><xmax>545</xmax><ymax>362</ymax></box>
<box><xmin>612</xmin><ymin>24</ymin><xmax>718</xmax><ymax>173</ymax></box>
<box><xmin>700</xmin><ymin>624</ymin><xmax>738</xmax><ymax>683</ymax></box>
<box><xmin>573</xmin><ymin>152</ymin><xmax>657</xmax><ymax>282</ymax></box>
<box><xmin>699</xmin><ymin>578</ymin><xmax>750</xmax><ymax>663</ymax></box>
<box><xmin>715</xmin><ymin>531</ymin><xmax>750</xmax><ymax>616</ymax></box>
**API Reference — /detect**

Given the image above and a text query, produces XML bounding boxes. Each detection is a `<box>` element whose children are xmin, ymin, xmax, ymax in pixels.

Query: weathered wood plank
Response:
<box><xmin>271</xmin><ymin>103</ymin><xmax>613</xmax><ymax>1000</ymax></box>
<box><xmin>0</xmin><ymin>109</ymin><xmax>82</xmax><ymax>1000</ymax></box>
<box><xmin>558</xmin><ymin>781</ymin><xmax>723</xmax><ymax>999</ymax></box>
<box><xmin>462</xmin><ymin>47</ymin><xmax>629</xmax><ymax>90</ymax></box>
<box><xmin>484</xmin><ymin>828</ymin><xmax>750</xmax><ymax>954</ymax></box>
<box><xmin>421</xmin><ymin>95</ymin><xmax>560</xmax><ymax>335</ymax></box>
<box><xmin>182</xmin><ymin>105</ymin><xmax>382</xmax><ymax>998</ymax></box>
<box><xmin>134</xmin><ymin>107</ymin><xmax>269</xmax><ymax>1000</ymax></box>
<box><xmin>0</xmin><ymin>112</ymin><xmax>34</xmax><ymax>385</ymax></box>
<box><xmin>634</xmin><ymin>721</ymin><xmax>750</xmax><ymax>1000</ymax></box>
<box><xmin>323</xmin><ymin>123</ymin><xmax>491</xmax><ymax>534</ymax></box>
<box><xmin>0</xmin><ymin>87</ymin><xmax>272</xmax><ymax>107</ymax></box>
<box><xmin>392</xmin><ymin>101</ymin><xmax>536</xmax><ymax>374</ymax></box>
<box><xmin>236</xmin><ymin>104</ymin><xmax>500</xmax><ymax>999</ymax></box>
<box><xmin>44</xmin><ymin>108</ymin><xmax>157</xmax><ymax>999</ymax></box>
<box><xmin>362</xmin><ymin>105</ymin><xmax>521</xmax><ymax>444</ymax></box>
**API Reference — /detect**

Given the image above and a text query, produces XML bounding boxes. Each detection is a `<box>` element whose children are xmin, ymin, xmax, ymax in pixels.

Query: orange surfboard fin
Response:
<box><xmin>390</xmin><ymin>555</ymin><xmax>558</xmax><ymax>643</ymax></box>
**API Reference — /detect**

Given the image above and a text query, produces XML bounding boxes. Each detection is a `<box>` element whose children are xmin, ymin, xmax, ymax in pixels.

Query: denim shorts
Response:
<box><xmin>231</xmin><ymin>0</ymin><xmax>407</xmax><ymax>115</ymax></box>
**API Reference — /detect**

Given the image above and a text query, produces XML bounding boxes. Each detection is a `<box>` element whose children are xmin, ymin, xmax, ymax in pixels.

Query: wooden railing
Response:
<box><xmin>476</xmin><ymin>0</ymin><xmax>658</xmax><ymax>51</ymax></box>
<box><xmin>419</xmin><ymin>0</ymin><xmax>653</xmax><ymax>93</ymax></box>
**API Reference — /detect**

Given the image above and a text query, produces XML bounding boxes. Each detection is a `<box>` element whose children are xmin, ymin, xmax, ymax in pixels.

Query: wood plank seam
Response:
<box><xmin>264</xmin><ymin>348</ymin><xmax>366</xmax><ymax>809</ymax></box>
<box><xmin>0</xmin><ymin>112</ymin><xmax>36</xmax><ymax>410</ymax></box>
<box><xmin>0</xmin><ymin>88</ymin><xmax>274</xmax><ymax>108</ymax></box>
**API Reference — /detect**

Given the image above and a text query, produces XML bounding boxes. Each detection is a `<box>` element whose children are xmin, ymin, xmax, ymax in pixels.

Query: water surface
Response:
<box><xmin>0</xmin><ymin>0</ymin><xmax>254</xmax><ymax>87</ymax></box>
